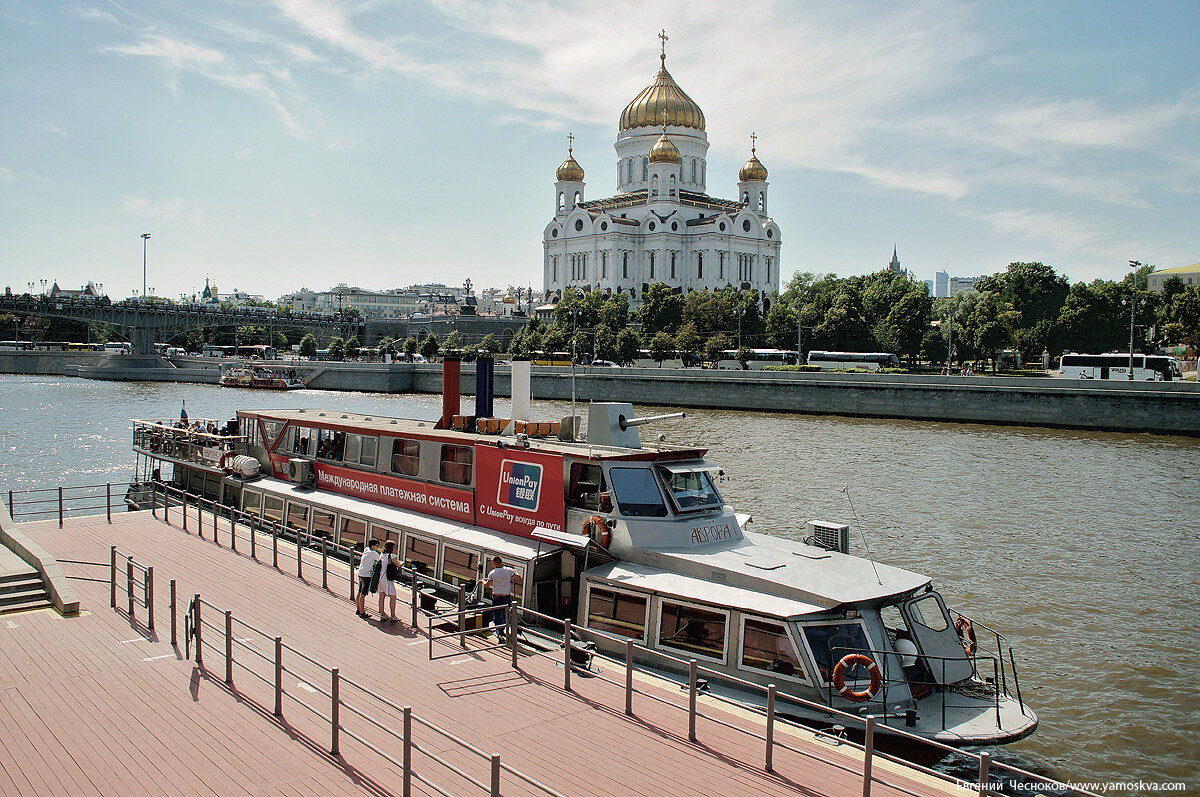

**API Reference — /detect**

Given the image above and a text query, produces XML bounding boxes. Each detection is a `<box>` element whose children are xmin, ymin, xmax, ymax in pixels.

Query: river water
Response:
<box><xmin>1</xmin><ymin>374</ymin><xmax>1197</xmax><ymax>788</ymax></box>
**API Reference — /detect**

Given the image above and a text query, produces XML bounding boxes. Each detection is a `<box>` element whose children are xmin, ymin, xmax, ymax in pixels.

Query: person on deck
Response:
<box><xmin>355</xmin><ymin>539</ymin><xmax>382</xmax><ymax>619</ymax></box>
<box><xmin>483</xmin><ymin>556</ymin><xmax>521</xmax><ymax>642</ymax></box>
<box><xmin>378</xmin><ymin>540</ymin><xmax>401</xmax><ymax>623</ymax></box>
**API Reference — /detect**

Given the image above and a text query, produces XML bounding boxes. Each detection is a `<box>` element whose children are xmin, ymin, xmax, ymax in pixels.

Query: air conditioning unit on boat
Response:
<box><xmin>287</xmin><ymin>458</ymin><xmax>312</xmax><ymax>484</ymax></box>
<box><xmin>807</xmin><ymin>520</ymin><xmax>850</xmax><ymax>554</ymax></box>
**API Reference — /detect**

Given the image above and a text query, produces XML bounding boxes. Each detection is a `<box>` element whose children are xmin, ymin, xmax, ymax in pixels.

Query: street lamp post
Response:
<box><xmin>141</xmin><ymin>233</ymin><xmax>151</xmax><ymax>298</ymax></box>
<box><xmin>945</xmin><ymin>312</ymin><xmax>958</xmax><ymax>372</ymax></box>
<box><xmin>1126</xmin><ymin>260</ymin><xmax>1142</xmax><ymax>381</ymax></box>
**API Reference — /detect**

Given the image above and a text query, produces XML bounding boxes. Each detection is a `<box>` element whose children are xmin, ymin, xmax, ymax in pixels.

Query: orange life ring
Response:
<box><xmin>583</xmin><ymin>515</ymin><xmax>610</xmax><ymax>548</ymax></box>
<box><xmin>831</xmin><ymin>653</ymin><xmax>882</xmax><ymax>703</ymax></box>
<box><xmin>954</xmin><ymin>616</ymin><xmax>978</xmax><ymax>656</ymax></box>
<box><xmin>219</xmin><ymin>450</ymin><xmax>236</xmax><ymax>474</ymax></box>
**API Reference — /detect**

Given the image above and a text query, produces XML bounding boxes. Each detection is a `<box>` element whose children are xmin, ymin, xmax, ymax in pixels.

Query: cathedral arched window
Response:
<box><xmin>552</xmin><ymin>257</ymin><xmax>558</xmax><ymax>282</ymax></box>
<box><xmin>651</xmin><ymin>175</ymin><xmax>659</xmax><ymax>196</ymax></box>
<box><xmin>649</xmin><ymin>251</ymin><xmax>655</xmax><ymax>279</ymax></box>
<box><xmin>742</xmin><ymin>192</ymin><xmax>749</xmax><ymax>204</ymax></box>
<box><xmin>642</xmin><ymin>158</ymin><xmax>648</xmax><ymax>180</ymax></box>
<box><xmin>691</xmin><ymin>159</ymin><xmax>696</xmax><ymax>183</ymax></box>
<box><xmin>758</xmin><ymin>193</ymin><xmax>765</xmax><ymax>212</ymax></box>
<box><xmin>697</xmin><ymin>252</ymin><xmax>703</xmax><ymax>279</ymax></box>
<box><xmin>622</xmin><ymin>252</ymin><xmax>629</xmax><ymax>279</ymax></box>
<box><xmin>558</xmin><ymin>192</ymin><xmax>565</xmax><ymax>212</ymax></box>
<box><xmin>669</xmin><ymin>175</ymin><xmax>676</xmax><ymax>196</ymax></box>
<box><xmin>701</xmin><ymin>162</ymin><xmax>705</xmax><ymax>185</ymax></box>
<box><xmin>601</xmin><ymin>251</ymin><xmax>608</xmax><ymax>278</ymax></box>
<box><xmin>574</xmin><ymin>191</ymin><xmax>581</xmax><ymax>207</ymax></box>
<box><xmin>670</xmin><ymin>251</ymin><xmax>676</xmax><ymax>279</ymax></box>
<box><xmin>628</xmin><ymin>159</ymin><xmax>634</xmax><ymax>183</ymax></box>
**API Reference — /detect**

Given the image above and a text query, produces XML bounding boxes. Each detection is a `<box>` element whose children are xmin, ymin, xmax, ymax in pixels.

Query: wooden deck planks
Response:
<box><xmin>4</xmin><ymin>509</ymin><xmax>959</xmax><ymax>797</ymax></box>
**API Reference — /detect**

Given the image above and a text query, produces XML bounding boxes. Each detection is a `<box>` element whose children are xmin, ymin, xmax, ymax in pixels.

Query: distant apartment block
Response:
<box><xmin>1147</xmin><ymin>262</ymin><xmax>1200</xmax><ymax>293</ymax></box>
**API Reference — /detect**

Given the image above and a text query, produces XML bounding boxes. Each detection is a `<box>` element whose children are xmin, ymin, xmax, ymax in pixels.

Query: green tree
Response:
<box><xmin>298</xmin><ymin>334</ymin><xmax>317</xmax><ymax>359</ymax></box>
<box><xmin>636</xmin><ymin>283</ymin><xmax>685</xmax><ymax>336</ymax></box>
<box><xmin>403</xmin><ymin>336</ymin><xmax>418</xmax><ymax>361</ymax></box>
<box><xmin>419</xmin><ymin>334</ymin><xmax>440</xmax><ymax>361</ymax></box>
<box><xmin>647</xmin><ymin>331</ymin><xmax>675</xmax><ymax>366</ymax></box>
<box><xmin>703</xmin><ymin>333</ymin><xmax>731</xmax><ymax>365</ymax></box>
<box><xmin>443</xmin><ymin>330</ymin><xmax>463</xmax><ymax>351</ymax></box>
<box><xmin>571</xmin><ymin>331</ymin><xmax>593</xmax><ymax>361</ymax></box>
<box><xmin>1161</xmin><ymin>284</ymin><xmax>1200</xmax><ymax>350</ymax></box>
<box><xmin>675</xmin><ymin>321</ymin><xmax>701</xmax><ymax>363</ymax></box>
<box><xmin>763</xmin><ymin>302</ymin><xmax>798</xmax><ymax>351</ymax></box>
<box><xmin>346</xmin><ymin>336</ymin><xmax>360</xmax><ymax>359</ymax></box>
<box><xmin>479</xmin><ymin>333</ymin><xmax>501</xmax><ymax>356</ymax></box>
<box><xmin>327</xmin><ymin>337</ymin><xmax>346</xmax><ymax>360</ymax></box>
<box><xmin>595</xmin><ymin>327</ymin><xmax>618</xmax><ymax>361</ymax></box>
<box><xmin>540</xmin><ymin>325</ymin><xmax>567</xmax><ymax>355</ymax></box>
<box><xmin>977</xmin><ymin>262</ymin><xmax>1068</xmax><ymax>359</ymax></box>
<box><xmin>615</xmin><ymin>328</ymin><xmax>641</xmax><ymax>365</ymax></box>
<box><xmin>597</xmin><ymin>293</ymin><xmax>630</xmax><ymax>332</ymax></box>
<box><xmin>735</xmin><ymin>346</ymin><xmax>752</xmax><ymax>369</ymax></box>
<box><xmin>377</xmin><ymin>336</ymin><xmax>397</xmax><ymax>357</ymax></box>
<box><xmin>1056</xmin><ymin>280</ymin><xmax>1128</xmax><ymax>354</ymax></box>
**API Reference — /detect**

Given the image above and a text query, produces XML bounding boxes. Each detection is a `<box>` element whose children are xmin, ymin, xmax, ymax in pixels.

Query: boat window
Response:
<box><xmin>390</xmin><ymin>438</ymin><xmax>420</xmax><ymax>476</ymax></box>
<box><xmin>609</xmin><ymin>467</ymin><xmax>668</xmax><ymax>517</ymax></box>
<box><xmin>802</xmin><ymin>622</ymin><xmax>872</xmax><ymax>684</ymax></box>
<box><xmin>442</xmin><ymin>545</ymin><xmax>479</xmax><ymax>588</ymax></box>
<box><xmin>658</xmin><ymin>467</ymin><xmax>721</xmax><ymax>512</ymax></box>
<box><xmin>262</xmin><ymin>420</ymin><xmax>285</xmax><ymax>450</ymax></box>
<box><xmin>292</xmin><ymin>427</ymin><xmax>313</xmax><ymax>456</ymax></box>
<box><xmin>907</xmin><ymin>594</ymin><xmax>949</xmax><ymax>632</ymax></box>
<box><xmin>338</xmin><ymin>516</ymin><xmax>367</xmax><ymax>550</ymax></box>
<box><xmin>262</xmin><ymin>496</ymin><xmax>284</xmax><ymax>524</ymax></box>
<box><xmin>587</xmin><ymin>586</ymin><xmax>648</xmax><ymax>641</ymax></box>
<box><xmin>359</xmin><ymin>435</ymin><xmax>377</xmax><ymax>468</ymax></box>
<box><xmin>311</xmin><ymin>509</ymin><xmax>336</xmax><ymax>540</ymax></box>
<box><xmin>371</xmin><ymin>523</ymin><xmax>401</xmax><ymax>550</ymax></box>
<box><xmin>242</xmin><ymin>490</ymin><xmax>261</xmax><ymax>516</ymax></box>
<box><xmin>440</xmin><ymin>444</ymin><xmax>473</xmax><ymax>486</ymax></box>
<box><xmin>567</xmin><ymin>463</ymin><xmax>608</xmax><ymax>512</ymax></box>
<box><xmin>316</xmin><ymin>429</ymin><xmax>345</xmax><ymax>461</ymax></box>
<box><xmin>285</xmin><ymin>502</ymin><xmax>309</xmax><ymax>533</ymax></box>
<box><xmin>405</xmin><ymin>534</ymin><xmax>439</xmax><ymax>574</ymax></box>
<box><xmin>658</xmin><ymin>601</ymin><xmax>727</xmax><ymax>661</ymax></box>
<box><xmin>740</xmin><ymin>618</ymin><xmax>807</xmax><ymax>682</ymax></box>
<box><xmin>344</xmin><ymin>434</ymin><xmax>361</xmax><ymax>463</ymax></box>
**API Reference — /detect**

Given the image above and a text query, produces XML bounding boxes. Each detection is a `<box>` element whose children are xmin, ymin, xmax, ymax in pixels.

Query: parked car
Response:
<box><xmin>591</xmin><ymin>359</ymin><xmax>621</xmax><ymax>368</ymax></box>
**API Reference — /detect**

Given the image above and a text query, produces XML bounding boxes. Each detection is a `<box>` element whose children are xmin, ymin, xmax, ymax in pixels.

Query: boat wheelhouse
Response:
<box><xmin>129</xmin><ymin>357</ymin><xmax>1037</xmax><ymax>746</ymax></box>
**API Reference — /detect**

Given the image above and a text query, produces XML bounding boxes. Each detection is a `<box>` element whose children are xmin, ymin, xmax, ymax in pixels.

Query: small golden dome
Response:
<box><xmin>556</xmin><ymin>149</ymin><xmax>585</xmax><ymax>182</ymax></box>
<box><xmin>649</xmin><ymin>130</ymin><xmax>681</xmax><ymax>164</ymax></box>
<box><xmin>739</xmin><ymin>154</ymin><xmax>767</xmax><ymax>182</ymax></box>
<box><xmin>619</xmin><ymin>55</ymin><xmax>706</xmax><ymax>132</ymax></box>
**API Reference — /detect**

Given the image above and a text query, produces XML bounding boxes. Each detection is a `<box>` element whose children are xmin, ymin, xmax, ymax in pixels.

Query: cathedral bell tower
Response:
<box><xmin>554</xmin><ymin>134</ymin><xmax>585</xmax><ymax>216</ymax></box>
<box><xmin>647</xmin><ymin>120</ymin><xmax>681</xmax><ymax>204</ymax></box>
<box><xmin>737</xmin><ymin>134</ymin><xmax>769</xmax><ymax>214</ymax></box>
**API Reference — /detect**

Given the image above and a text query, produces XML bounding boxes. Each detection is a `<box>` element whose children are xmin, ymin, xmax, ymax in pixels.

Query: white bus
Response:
<box><xmin>104</xmin><ymin>341</ymin><xmax>132</xmax><ymax>355</ymax></box>
<box><xmin>1058</xmin><ymin>353</ymin><xmax>1181</xmax><ymax>381</ymax></box>
<box><xmin>716</xmin><ymin>349</ymin><xmax>800</xmax><ymax>370</ymax></box>
<box><xmin>806</xmin><ymin>351</ymin><xmax>899</xmax><ymax>371</ymax></box>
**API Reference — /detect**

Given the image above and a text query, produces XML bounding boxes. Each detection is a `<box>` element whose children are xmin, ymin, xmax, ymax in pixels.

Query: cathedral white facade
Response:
<box><xmin>542</xmin><ymin>44</ymin><xmax>782</xmax><ymax>309</ymax></box>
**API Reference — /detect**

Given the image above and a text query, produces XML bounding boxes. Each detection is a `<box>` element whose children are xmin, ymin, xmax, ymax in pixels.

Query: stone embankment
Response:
<box><xmin>2</xmin><ymin>351</ymin><xmax>1196</xmax><ymax>435</ymax></box>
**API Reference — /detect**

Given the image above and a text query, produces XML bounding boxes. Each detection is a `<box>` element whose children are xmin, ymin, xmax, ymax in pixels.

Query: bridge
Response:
<box><xmin>0</xmin><ymin>294</ymin><xmax>360</xmax><ymax>355</ymax></box>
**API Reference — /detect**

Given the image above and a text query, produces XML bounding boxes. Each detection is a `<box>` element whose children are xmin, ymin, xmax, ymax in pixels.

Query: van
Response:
<box><xmin>165</xmin><ymin>347</ymin><xmax>186</xmax><ymax>358</ymax></box>
<box><xmin>104</xmin><ymin>342</ymin><xmax>132</xmax><ymax>355</ymax></box>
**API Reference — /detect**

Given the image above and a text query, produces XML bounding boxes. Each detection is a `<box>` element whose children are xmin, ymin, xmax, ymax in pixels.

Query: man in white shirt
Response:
<box><xmin>483</xmin><ymin>556</ymin><xmax>521</xmax><ymax>642</ymax></box>
<box><xmin>355</xmin><ymin>539</ymin><xmax>382</xmax><ymax>619</ymax></box>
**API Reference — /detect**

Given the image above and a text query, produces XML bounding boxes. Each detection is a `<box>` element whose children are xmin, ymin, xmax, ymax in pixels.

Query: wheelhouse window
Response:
<box><xmin>587</xmin><ymin>587</ymin><xmax>648</xmax><ymax>641</ymax></box>
<box><xmin>741</xmin><ymin>618</ymin><xmax>807</xmax><ymax>682</ymax></box>
<box><xmin>338</xmin><ymin>516</ymin><xmax>367</xmax><ymax>550</ymax></box>
<box><xmin>802</xmin><ymin>621</ymin><xmax>873</xmax><ymax>684</ymax></box>
<box><xmin>262</xmin><ymin>420</ymin><xmax>285</xmax><ymax>450</ymax></box>
<box><xmin>657</xmin><ymin>465</ymin><xmax>721</xmax><ymax>511</ymax></box>
<box><xmin>440</xmin><ymin>444</ymin><xmax>473</xmax><ymax>485</ymax></box>
<box><xmin>292</xmin><ymin>427</ymin><xmax>313</xmax><ymax>456</ymax></box>
<box><xmin>390</xmin><ymin>438</ymin><xmax>420</xmax><ymax>476</ymax></box>
<box><xmin>609</xmin><ymin>467</ymin><xmax>667</xmax><ymax>517</ymax></box>
<box><xmin>343</xmin><ymin>434</ymin><xmax>378</xmax><ymax>468</ymax></box>
<box><xmin>316</xmin><ymin>429</ymin><xmax>345</xmax><ymax>461</ymax></box>
<box><xmin>567</xmin><ymin>463</ymin><xmax>608</xmax><ymax>512</ymax></box>
<box><xmin>405</xmin><ymin>534</ymin><xmax>438</xmax><ymax>575</ymax></box>
<box><xmin>658</xmin><ymin>601</ymin><xmax>727</xmax><ymax>661</ymax></box>
<box><xmin>441</xmin><ymin>546</ymin><xmax>479</xmax><ymax>588</ymax></box>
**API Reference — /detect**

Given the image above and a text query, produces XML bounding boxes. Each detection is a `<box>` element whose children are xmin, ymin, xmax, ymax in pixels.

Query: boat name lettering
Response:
<box><xmin>318</xmin><ymin>472</ymin><xmax>471</xmax><ymax>515</ymax></box>
<box><xmin>690</xmin><ymin>523</ymin><xmax>732</xmax><ymax>544</ymax></box>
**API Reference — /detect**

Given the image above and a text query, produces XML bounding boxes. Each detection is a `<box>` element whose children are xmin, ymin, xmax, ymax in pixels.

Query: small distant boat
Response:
<box><xmin>219</xmin><ymin>363</ymin><xmax>304</xmax><ymax>390</ymax></box>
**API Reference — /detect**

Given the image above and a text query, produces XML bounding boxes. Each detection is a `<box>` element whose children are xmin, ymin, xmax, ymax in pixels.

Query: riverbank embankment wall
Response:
<box><xmin>2</xmin><ymin>352</ymin><xmax>1197</xmax><ymax>434</ymax></box>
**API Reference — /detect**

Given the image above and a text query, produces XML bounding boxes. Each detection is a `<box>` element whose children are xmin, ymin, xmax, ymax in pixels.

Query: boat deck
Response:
<box><xmin>4</xmin><ymin>508</ymin><xmax>959</xmax><ymax>796</ymax></box>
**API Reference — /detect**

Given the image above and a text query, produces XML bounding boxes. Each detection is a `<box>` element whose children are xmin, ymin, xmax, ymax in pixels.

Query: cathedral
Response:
<box><xmin>542</xmin><ymin>37</ymin><xmax>782</xmax><ymax>309</ymax></box>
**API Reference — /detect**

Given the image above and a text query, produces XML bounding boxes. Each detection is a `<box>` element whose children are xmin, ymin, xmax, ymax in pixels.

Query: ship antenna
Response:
<box><xmin>841</xmin><ymin>485</ymin><xmax>883</xmax><ymax>585</ymax></box>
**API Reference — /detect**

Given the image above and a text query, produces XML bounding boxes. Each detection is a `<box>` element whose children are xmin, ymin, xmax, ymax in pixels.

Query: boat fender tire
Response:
<box><xmin>219</xmin><ymin>450</ymin><xmax>236</xmax><ymax>474</ymax></box>
<box><xmin>583</xmin><ymin>515</ymin><xmax>610</xmax><ymax>548</ymax></box>
<box><xmin>954</xmin><ymin>616</ymin><xmax>978</xmax><ymax>656</ymax></box>
<box><xmin>832</xmin><ymin>653</ymin><xmax>882</xmax><ymax>703</ymax></box>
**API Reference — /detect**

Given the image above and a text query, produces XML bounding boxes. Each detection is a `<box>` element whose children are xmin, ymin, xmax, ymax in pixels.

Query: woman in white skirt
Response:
<box><xmin>378</xmin><ymin>540</ymin><xmax>401</xmax><ymax>623</ymax></box>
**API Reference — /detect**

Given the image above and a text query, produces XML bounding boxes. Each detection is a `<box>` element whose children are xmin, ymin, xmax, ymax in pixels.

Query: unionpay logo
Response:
<box><xmin>498</xmin><ymin>459</ymin><xmax>542</xmax><ymax>512</ymax></box>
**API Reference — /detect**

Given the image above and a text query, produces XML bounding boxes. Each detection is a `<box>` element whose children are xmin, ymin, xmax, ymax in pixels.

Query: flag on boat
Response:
<box><xmin>180</xmin><ymin>402</ymin><xmax>188</xmax><ymax>423</ymax></box>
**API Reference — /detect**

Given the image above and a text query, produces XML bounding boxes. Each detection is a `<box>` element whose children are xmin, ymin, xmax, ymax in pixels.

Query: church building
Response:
<box><xmin>543</xmin><ymin>37</ymin><xmax>782</xmax><ymax>309</ymax></box>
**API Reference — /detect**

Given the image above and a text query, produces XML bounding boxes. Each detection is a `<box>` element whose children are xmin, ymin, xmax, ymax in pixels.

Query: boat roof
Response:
<box><xmin>251</xmin><ymin>477</ymin><xmax>551</xmax><ymax>561</ymax></box>
<box><xmin>240</xmin><ymin>408</ymin><xmax>707</xmax><ymax>462</ymax></box>
<box><xmin>641</xmin><ymin>529</ymin><xmax>930</xmax><ymax>609</ymax></box>
<box><xmin>585</xmin><ymin>560</ymin><xmax>827</xmax><ymax>619</ymax></box>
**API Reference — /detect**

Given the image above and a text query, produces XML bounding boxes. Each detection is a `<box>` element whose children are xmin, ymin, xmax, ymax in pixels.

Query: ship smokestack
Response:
<box><xmin>474</xmin><ymin>355</ymin><xmax>494</xmax><ymax>420</ymax></box>
<box><xmin>437</xmin><ymin>354</ymin><xmax>461</xmax><ymax>429</ymax></box>
<box><xmin>511</xmin><ymin>357</ymin><xmax>532</xmax><ymax>421</ymax></box>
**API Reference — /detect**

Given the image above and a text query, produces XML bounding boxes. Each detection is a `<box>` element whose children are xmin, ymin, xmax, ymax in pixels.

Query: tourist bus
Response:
<box><xmin>0</xmin><ymin>340</ymin><xmax>33</xmax><ymax>351</ymax></box>
<box><xmin>202</xmin><ymin>344</ymin><xmax>236</xmax><ymax>358</ymax></box>
<box><xmin>66</xmin><ymin>342</ymin><xmax>103</xmax><ymax>351</ymax></box>
<box><xmin>716</xmin><ymin>349</ymin><xmax>800</xmax><ymax>369</ymax></box>
<box><xmin>1058</xmin><ymin>353</ymin><xmax>1181</xmax><ymax>381</ymax></box>
<box><xmin>104</xmin><ymin>341</ymin><xmax>132</xmax><ymax>354</ymax></box>
<box><xmin>531</xmin><ymin>352</ymin><xmax>573</xmax><ymax>367</ymax></box>
<box><xmin>806</xmin><ymin>351</ymin><xmax>900</xmax><ymax>371</ymax></box>
<box><xmin>237</xmin><ymin>344</ymin><xmax>277</xmax><ymax>360</ymax></box>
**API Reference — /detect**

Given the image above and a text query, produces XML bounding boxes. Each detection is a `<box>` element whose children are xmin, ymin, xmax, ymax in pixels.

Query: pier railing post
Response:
<box><xmin>225</xmin><ymin>610</ymin><xmax>233</xmax><ymax>684</ymax></box>
<box><xmin>862</xmin><ymin>715</ymin><xmax>876</xmax><ymax>797</ymax></box>
<box><xmin>146</xmin><ymin>566</ymin><xmax>155</xmax><ymax>631</ymax></box>
<box><xmin>688</xmin><ymin>659</ymin><xmax>698</xmax><ymax>742</ymax></box>
<box><xmin>194</xmin><ymin>594</ymin><xmax>203</xmax><ymax>667</ymax></box>
<box><xmin>182</xmin><ymin>491</ymin><xmax>188</xmax><ymax>533</ymax></box>
<box><xmin>410</xmin><ymin>581</ymin><xmax>418</xmax><ymax>627</ymax></box>
<box><xmin>109</xmin><ymin>546</ymin><xmax>117</xmax><ymax>608</ymax></box>
<box><xmin>330</xmin><ymin>668</ymin><xmax>340</xmax><ymax>755</ymax></box>
<box><xmin>978</xmin><ymin>751</ymin><xmax>991</xmax><ymax>795</ymax></box>
<box><xmin>349</xmin><ymin>550</ymin><xmax>356</xmax><ymax>601</ymax></box>
<box><xmin>106</xmin><ymin>482</ymin><xmax>111</xmax><ymax>523</ymax></box>
<box><xmin>273</xmin><ymin>637</ymin><xmax>283</xmax><ymax>716</ymax></box>
<box><xmin>126</xmin><ymin>558</ymin><xmax>135</xmax><ymax>621</ymax></box>
<box><xmin>457</xmin><ymin>586</ymin><xmax>466</xmax><ymax>650</ymax></box>
<box><xmin>625</xmin><ymin>640</ymin><xmax>634</xmax><ymax>716</ymax></box>
<box><xmin>563</xmin><ymin>621</ymin><xmax>572</xmax><ymax>691</ymax></box>
<box><xmin>170</xmin><ymin>579</ymin><xmax>177</xmax><ymax>647</ymax></box>
<box><xmin>58</xmin><ymin>486</ymin><xmax>63</xmax><ymax>527</ymax></box>
<box><xmin>402</xmin><ymin>707</ymin><xmax>412</xmax><ymax>797</ymax></box>
<box><xmin>490</xmin><ymin>753</ymin><xmax>501</xmax><ymax>797</ymax></box>
<box><xmin>296</xmin><ymin>529</ymin><xmax>303</xmax><ymax>580</ymax></box>
<box><xmin>321</xmin><ymin>539</ymin><xmax>328</xmax><ymax>590</ymax></box>
<box><xmin>272</xmin><ymin>525</ymin><xmax>278</xmax><ymax>570</ymax></box>
<box><xmin>766</xmin><ymin>684</ymin><xmax>776</xmax><ymax>772</ymax></box>
<box><xmin>508</xmin><ymin>608</ymin><xmax>517</xmax><ymax>668</ymax></box>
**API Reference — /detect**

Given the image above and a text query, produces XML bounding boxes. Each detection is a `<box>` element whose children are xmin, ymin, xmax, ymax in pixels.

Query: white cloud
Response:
<box><xmin>0</xmin><ymin>165</ymin><xmax>15</xmax><ymax>181</ymax></box>
<box><xmin>118</xmin><ymin>195</ymin><xmax>187</xmax><ymax>220</ymax></box>
<box><xmin>44</xmin><ymin>123</ymin><xmax>68</xmax><ymax>137</ymax></box>
<box><xmin>75</xmin><ymin>7</ymin><xmax>117</xmax><ymax>24</ymax></box>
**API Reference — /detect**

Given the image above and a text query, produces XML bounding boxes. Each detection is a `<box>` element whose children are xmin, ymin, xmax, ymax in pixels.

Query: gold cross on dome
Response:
<box><xmin>567</xmin><ymin>132</ymin><xmax>574</xmax><ymax>154</ymax></box>
<box><xmin>751</xmin><ymin>132</ymin><xmax>757</xmax><ymax>154</ymax></box>
<box><xmin>659</xmin><ymin>29</ymin><xmax>668</xmax><ymax>59</ymax></box>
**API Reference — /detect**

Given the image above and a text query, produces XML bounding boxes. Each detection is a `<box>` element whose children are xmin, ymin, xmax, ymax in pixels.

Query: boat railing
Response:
<box><xmin>131</xmin><ymin>419</ymin><xmax>247</xmax><ymax>468</ymax></box>
<box><xmin>5</xmin><ymin>481</ymin><xmax>127</xmax><ymax>525</ymax></box>
<box><xmin>503</xmin><ymin>604</ymin><xmax>1094</xmax><ymax>797</ymax></box>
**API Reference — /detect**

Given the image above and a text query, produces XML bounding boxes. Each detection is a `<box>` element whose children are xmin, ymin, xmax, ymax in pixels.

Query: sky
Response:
<box><xmin>1</xmin><ymin>0</ymin><xmax>1197</xmax><ymax>302</ymax></box>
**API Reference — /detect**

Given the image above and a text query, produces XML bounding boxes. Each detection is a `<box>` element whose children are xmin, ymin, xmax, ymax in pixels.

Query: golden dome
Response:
<box><xmin>739</xmin><ymin>152</ymin><xmax>768</xmax><ymax>181</ymax></box>
<box><xmin>556</xmin><ymin>149</ymin><xmax>585</xmax><ymax>182</ymax></box>
<box><xmin>619</xmin><ymin>55</ymin><xmax>705</xmax><ymax>132</ymax></box>
<box><xmin>648</xmin><ymin>130</ymin><xmax>681</xmax><ymax>164</ymax></box>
